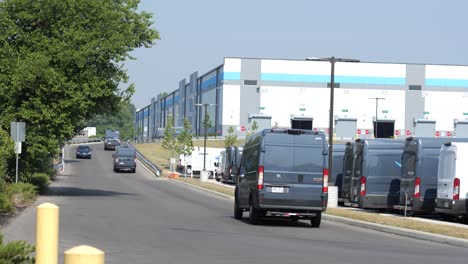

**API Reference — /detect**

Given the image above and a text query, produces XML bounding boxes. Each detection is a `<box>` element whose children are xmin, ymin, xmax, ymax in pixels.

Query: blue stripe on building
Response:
<box><xmin>261</xmin><ymin>73</ymin><xmax>405</xmax><ymax>85</ymax></box>
<box><xmin>223</xmin><ymin>72</ymin><xmax>241</xmax><ymax>80</ymax></box>
<box><xmin>426</xmin><ymin>78</ymin><xmax>468</xmax><ymax>87</ymax></box>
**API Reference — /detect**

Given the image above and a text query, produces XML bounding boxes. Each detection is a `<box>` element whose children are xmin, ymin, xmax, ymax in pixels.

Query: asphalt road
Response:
<box><xmin>3</xmin><ymin>144</ymin><xmax>468</xmax><ymax>264</ymax></box>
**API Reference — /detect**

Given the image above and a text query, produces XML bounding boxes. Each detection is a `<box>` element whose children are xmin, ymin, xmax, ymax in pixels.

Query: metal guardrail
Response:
<box><xmin>128</xmin><ymin>143</ymin><xmax>161</xmax><ymax>177</ymax></box>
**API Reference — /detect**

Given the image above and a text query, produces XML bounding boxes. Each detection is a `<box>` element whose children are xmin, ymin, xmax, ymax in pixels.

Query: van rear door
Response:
<box><xmin>262</xmin><ymin>132</ymin><xmax>325</xmax><ymax>208</ymax></box>
<box><xmin>291</xmin><ymin>135</ymin><xmax>325</xmax><ymax>208</ymax></box>
<box><xmin>437</xmin><ymin>146</ymin><xmax>456</xmax><ymax>208</ymax></box>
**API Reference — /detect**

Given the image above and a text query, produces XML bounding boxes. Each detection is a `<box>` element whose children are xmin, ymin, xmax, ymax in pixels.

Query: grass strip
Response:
<box><xmin>326</xmin><ymin>208</ymin><xmax>468</xmax><ymax>239</ymax></box>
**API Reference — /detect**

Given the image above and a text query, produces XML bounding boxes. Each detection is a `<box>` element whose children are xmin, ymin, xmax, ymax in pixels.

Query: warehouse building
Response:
<box><xmin>135</xmin><ymin>57</ymin><xmax>468</xmax><ymax>141</ymax></box>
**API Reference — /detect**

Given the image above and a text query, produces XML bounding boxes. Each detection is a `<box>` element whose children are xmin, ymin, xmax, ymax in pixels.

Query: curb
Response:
<box><xmin>323</xmin><ymin>214</ymin><xmax>468</xmax><ymax>248</ymax></box>
<box><xmin>169</xmin><ymin>179</ymin><xmax>234</xmax><ymax>200</ymax></box>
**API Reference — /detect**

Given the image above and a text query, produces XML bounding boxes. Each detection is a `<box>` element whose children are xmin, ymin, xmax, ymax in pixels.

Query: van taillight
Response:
<box><xmin>453</xmin><ymin>178</ymin><xmax>460</xmax><ymax>201</ymax></box>
<box><xmin>257</xmin><ymin>166</ymin><xmax>264</xmax><ymax>190</ymax></box>
<box><xmin>414</xmin><ymin>177</ymin><xmax>421</xmax><ymax>198</ymax></box>
<box><xmin>323</xmin><ymin>169</ymin><xmax>329</xmax><ymax>193</ymax></box>
<box><xmin>360</xmin><ymin>176</ymin><xmax>366</xmax><ymax>196</ymax></box>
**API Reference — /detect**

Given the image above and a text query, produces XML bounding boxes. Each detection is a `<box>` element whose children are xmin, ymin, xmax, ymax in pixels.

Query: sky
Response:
<box><xmin>126</xmin><ymin>0</ymin><xmax>468</xmax><ymax>109</ymax></box>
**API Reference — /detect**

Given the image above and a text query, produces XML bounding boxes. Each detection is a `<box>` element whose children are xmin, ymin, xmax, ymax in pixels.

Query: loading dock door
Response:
<box><xmin>336</xmin><ymin>117</ymin><xmax>357</xmax><ymax>139</ymax></box>
<box><xmin>454</xmin><ymin>119</ymin><xmax>468</xmax><ymax>138</ymax></box>
<box><xmin>291</xmin><ymin>117</ymin><xmax>313</xmax><ymax>130</ymax></box>
<box><xmin>414</xmin><ymin>119</ymin><xmax>436</xmax><ymax>137</ymax></box>
<box><xmin>249</xmin><ymin>114</ymin><xmax>272</xmax><ymax>131</ymax></box>
<box><xmin>373</xmin><ymin>120</ymin><xmax>395</xmax><ymax>138</ymax></box>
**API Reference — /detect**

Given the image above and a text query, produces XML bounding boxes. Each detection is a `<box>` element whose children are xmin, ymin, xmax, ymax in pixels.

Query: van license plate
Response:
<box><xmin>444</xmin><ymin>201</ymin><xmax>449</xmax><ymax>208</ymax></box>
<box><xmin>272</xmin><ymin>187</ymin><xmax>284</xmax><ymax>193</ymax></box>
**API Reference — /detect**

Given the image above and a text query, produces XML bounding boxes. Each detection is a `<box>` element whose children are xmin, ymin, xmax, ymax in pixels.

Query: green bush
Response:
<box><xmin>0</xmin><ymin>234</ymin><xmax>35</xmax><ymax>263</ymax></box>
<box><xmin>30</xmin><ymin>173</ymin><xmax>49</xmax><ymax>194</ymax></box>
<box><xmin>0</xmin><ymin>193</ymin><xmax>14</xmax><ymax>214</ymax></box>
<box><xmin>5</xmin><ymin>183</ymin><xmax>37</xmax><ymax>208</ymax></box>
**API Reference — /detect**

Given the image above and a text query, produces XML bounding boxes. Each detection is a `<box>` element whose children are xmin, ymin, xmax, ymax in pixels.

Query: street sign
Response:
<box><xmin>424</xmin><ymin>111</ymin><xmax>429</xmax><ymax>115</ymax></box>
<box><xmin>299</xmin><ymin>108</ymin><xmax>306</xmax><ymax>111</ymax></box>
<box><xmin>342</xmin><ymin>109</ymin><xmax>348</xmax><ymax>113</ymax></box>
<box><xmin>259</xmin><ymin>106</ymin><xmax>265</xmax><ymax>110</ymax></box>
<box><xmin>464</xmin><ymin>112</ymin><xmax>468</xmax><ymax>116</ymax></box>
<box><xmin>11</xmin><ymin>122</ymin><xmax>26</xmax><ymax>142</ymax></box>
<box><xmin>382</xmin><ymin>110</ymin><xmax>389</xmax><ymax>113</ymax></box>
<box><xmin>14</xmin><ymin>142</ymin><xmax>22</xmax><ymax>154</ymax></box>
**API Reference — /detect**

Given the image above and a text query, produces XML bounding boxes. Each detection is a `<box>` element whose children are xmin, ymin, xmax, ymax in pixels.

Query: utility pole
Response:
<box><xmin>369</xmin><ymin>97</ymin><xmax>386</xmax><ymax>138</ymax></box>
<box><xmin>306</xmin><ymin>57</ymin><xmax>360</xmax><ymax>185</ymax></box>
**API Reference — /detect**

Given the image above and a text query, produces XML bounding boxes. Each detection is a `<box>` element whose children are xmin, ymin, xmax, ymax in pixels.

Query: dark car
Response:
<box><xmin>235</xmin><ymin>129</ymin><xmax>328</xmax><ymax>227</ymax></box>
<box><xmin>113</xmin><ymin>147</ymin><xmax>136</xmax><ymax>173</ymax></box>
<box><xmin>76</xmin><ymin>145</ymin><xmax>92</xmax><ymax>159</ymax></box>
<box><xmin>104</xmin><ymin>138</ymin><xmax>121</xmax><ymax>151</ymax></box>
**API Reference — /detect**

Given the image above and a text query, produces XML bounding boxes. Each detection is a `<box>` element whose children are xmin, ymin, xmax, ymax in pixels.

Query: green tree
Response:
<box><xmin>162</xmin><ymin>114</ymin><xmax>176</xmax><ymax>159</ymax></box>
<box><xmin>0</xmin><ymin>0</ymin><xmax>159</xmax><ymax>176</ymax></box>
<box><xmin>86</xmin><ymin>101</ymin><xmax>136</xmax><ymax>140</ymax></box>
<box><xmin>176</xmin><ymin>118</ymin><xmax>194</xmax><ymax>175</ymax></box>
<box><xmin>202</xmin><ymin>111</ymin><xmax>213</xmax><ymax>135</ymax></box>
<box><xmin>224</xmin><ymin>126</ymin><xmax>238</xmax><ymax>147</ymax></box>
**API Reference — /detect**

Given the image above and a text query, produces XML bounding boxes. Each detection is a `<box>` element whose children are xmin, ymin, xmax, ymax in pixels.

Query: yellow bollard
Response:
<box><xmin>64</xmin><ymin>245</ymin><xmax>105</xmax><ymax>264</ymax></box>
<box><xmin>36</xmin><ymin>203</ymin><xmax>59</xmax><ymax>264</ymax></box>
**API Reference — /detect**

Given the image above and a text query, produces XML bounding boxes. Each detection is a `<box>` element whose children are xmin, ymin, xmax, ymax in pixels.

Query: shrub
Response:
<box><xmin>30</xmin><ymin>173</ymin><xmax>49</xmax><ymax>194</ymax></box>
<box><xmin>5</xmin><ymin>184</ymin><xmax>37</xmax><ymax>208</ymax></box>
<box><xmin>0</xmin><ymin>234</ymin><xmax>35</xmax><ymax>263</ymax></box>
<box><xmin>0</xmin><ymin>193</ymin><xmax>14</xmax><ymax>214</ymax></box>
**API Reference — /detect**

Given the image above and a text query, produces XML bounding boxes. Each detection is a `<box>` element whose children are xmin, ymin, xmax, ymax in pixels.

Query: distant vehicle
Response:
<box><xmin>104</xmin><ymin>129</ymin><xmax>121</xmax><ymax>150</ymax></box>
<box><xmin>332</xmin><ymin>144</ymin><xmax>346</xmax><ymax>193</ymax></box>
<box><xmin>231</xmin><ymin>146</ymin><xmax>243</xmax><ymax>183</ymax></box>
<box><xmin>76</xmin><ymin>145</ymin><xmax>92</xmax><ymax>159</ymax></box>
<box><xmin>113</xmin><ymin>147</ymin><xmax>136</xmax><ymax>173</ymax></box>
<box><xmin>235</xmin><ymin>129</ymin><xmax>328</xmax><ymax>227</ymax></box>
<box><xmin>395</xmin><ymin>137</ymin><xmax>468</xmax><ymax>214</ymax></box>
<box><xmin>339</xmin><ymin>142</ymin><xmax>355</xmax><ymax>202</ymax></box>
<box><xmin>348</xmin><ymin>139</ymin><xmax>405</xmax><ymax>209</ymax></box>
<box><xmin>221</xmin><ymin>146</ymin><xmax>236</xmax><ymax>182</ymax></box>
<box><xmin>104</xmin><ymin>138</ymin><xmax>121</xmax><ymax>151</ymax></box>
<box><xmin>215</xmin><ymin>151</ymin><xmax>225</xmax><ymax>181</ymax></box>
<box><xmin>435</xmin><ymin>142</ymin><xmax>468</xmax><ymax>220</ymax></box>
<box><xmin>105</xmin><ymin>130</ymin><xmax>120</xmax><ymax>139</ymax></box>
<box><xmin>181</xmin><ymin>147</ymin><xmax>223</xmax><ymax>177</ymax></box>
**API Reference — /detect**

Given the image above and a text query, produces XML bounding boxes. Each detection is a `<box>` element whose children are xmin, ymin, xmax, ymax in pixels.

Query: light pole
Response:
<box><xmin>194</xmin><ymin>103</ymin><xmax>217</xmax><ymax>176</ymax></box>
<box><xmin>369</xmin><ymin>97</ymin><xmax>386</xmax><ymax>138</ymax></box>
<box><xmin>306</xmin><ymin>57</ymin><xmax>360</xmax><ymax>184</ymax></box>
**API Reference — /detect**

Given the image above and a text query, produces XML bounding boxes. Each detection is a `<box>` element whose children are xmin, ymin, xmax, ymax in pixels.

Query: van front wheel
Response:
<box><xmin>310</xmin><ymin>212</ymin><xmax>322</xmax><ymax>228</ymax></box>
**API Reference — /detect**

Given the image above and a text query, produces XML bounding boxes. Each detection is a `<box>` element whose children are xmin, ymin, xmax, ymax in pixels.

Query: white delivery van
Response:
<box><xmin>435</xmin><ymin>142</ymin><xmax>468</xmax><ymax>219</ymax></box>
<box><xmin>183</xmin><ymin>147</ymin><xmax>224</xmax><ymax>178</ymax></box>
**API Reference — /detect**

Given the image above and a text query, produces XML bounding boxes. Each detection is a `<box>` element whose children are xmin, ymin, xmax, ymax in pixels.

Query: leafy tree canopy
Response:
<box><xmin>0</xmin><ymin>0</ymin><xmax>159</xmax><ymax>177</ymax></box>
<box><xmin>86</xmin><ymin>101</ymin><xmax>136</xmax><ymax>140</ymax></box>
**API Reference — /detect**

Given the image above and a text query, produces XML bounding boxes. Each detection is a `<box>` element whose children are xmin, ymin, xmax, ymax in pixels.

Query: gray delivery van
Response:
<box><xmin>221</xmin><ymin>146</ymin><xmax>236</xmax><ymax>182</ymax></box>
<box><xmin>332</xmin><ymin>144</ymin><xmax>346</xmax><ymax>194</ymax></box>
<box><xmin>348</xmin><ymin>139</ymin><xmax>404</xmax><ymax>209</ymax></box>
<box><xmin>396</xmin><ymin>137</ymin><xmax>468</xmax><ymax>214</ymax></box>
<box><xmin>234</xmin><ymin>129</ymin><xmax>328</xmax><ymax>227</ymax></box>
<box><xmin>339</xmin><ymin>142</ymin><xmax>355</xmax><ymax>202</ymax></box>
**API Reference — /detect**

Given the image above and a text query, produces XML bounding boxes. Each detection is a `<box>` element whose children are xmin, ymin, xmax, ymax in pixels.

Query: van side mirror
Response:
<box><xmin>322</xmin><ymin>149</ymin><xmax>328</xmax><ymax>155</ymax></box>
<box><xmin>261</xmin><ymin>146</ymin><xmax>266</xmax><ymax>152</ymax></box>
<box><xmin>112</xmin><ymin>154</ymin><xmax>116</xmax><ymax>158</ymax></box>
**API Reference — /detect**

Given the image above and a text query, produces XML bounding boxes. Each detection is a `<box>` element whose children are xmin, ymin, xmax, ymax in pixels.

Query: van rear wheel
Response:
<box><xmin>249</xmin><ymin>202</ymin><xmax>260</xmax><ymax>225</ymax></box>
<box><xmin>234</xmin><ymin>197</ymin><xmax>243</xmax><ymax>219</ymax></box>
<box><xmin>310</xmin><ymin>212</ymin><xmax>322</xmax><ymax>228</ymax></box>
